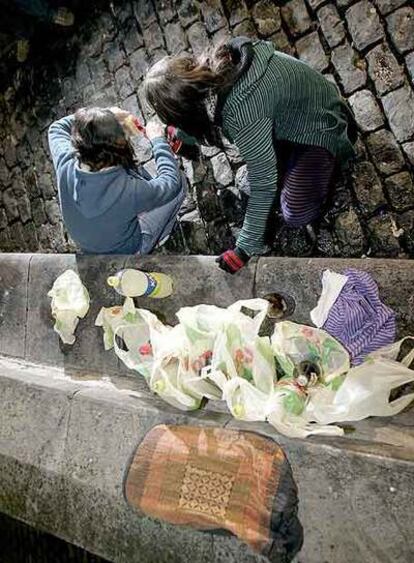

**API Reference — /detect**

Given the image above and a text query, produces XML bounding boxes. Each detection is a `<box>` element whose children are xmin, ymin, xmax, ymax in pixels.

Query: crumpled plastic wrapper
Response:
<box><xmin>48</xmin><ymin>270</ymin><xmax>90</xmax><ymax>345</ymax></box>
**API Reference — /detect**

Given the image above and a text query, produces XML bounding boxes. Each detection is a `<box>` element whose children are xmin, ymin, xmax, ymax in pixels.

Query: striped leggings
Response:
<box><xmin>279</xmin><ymin>144</ymin><xmax>336</xmax><ymax>228</ymax></box>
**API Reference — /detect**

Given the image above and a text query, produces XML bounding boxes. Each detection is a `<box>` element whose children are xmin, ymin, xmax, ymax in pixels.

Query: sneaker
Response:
<box><xmin>53</xmin><ymin>7</ymin><xmax>75</xmax><ymax>26</ymax></box>
<box><xmin>16</xmin><ymin>39</ymin><xmax>30</xmax><ymax>63</ymax></box>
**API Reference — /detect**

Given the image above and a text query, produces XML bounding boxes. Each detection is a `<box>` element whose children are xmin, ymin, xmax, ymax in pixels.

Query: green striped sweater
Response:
<box><xmin>221</xmin><ymin>40</ymin><xmax>355</xmax><ymax>256</ymax></box>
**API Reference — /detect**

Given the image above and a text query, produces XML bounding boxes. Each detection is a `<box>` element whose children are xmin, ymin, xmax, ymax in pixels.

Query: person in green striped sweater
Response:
<box><xmin>143</xmin><ymin>37</ymin><xmax>357</xmax><ymax>273</ymax></box>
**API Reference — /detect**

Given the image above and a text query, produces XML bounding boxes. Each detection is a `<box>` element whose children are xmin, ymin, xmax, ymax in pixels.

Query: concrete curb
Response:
<box><xmin>1</xmin><ymin>254</ymin><xmax>414</xmax><ymax>563</ymax></box>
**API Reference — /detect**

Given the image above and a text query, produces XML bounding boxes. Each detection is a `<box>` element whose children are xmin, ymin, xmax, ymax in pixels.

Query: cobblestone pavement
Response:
<box><xmin>0</xmin><ymin>0</ymin><xmax>413</xmax><ymax>257</ymax></box>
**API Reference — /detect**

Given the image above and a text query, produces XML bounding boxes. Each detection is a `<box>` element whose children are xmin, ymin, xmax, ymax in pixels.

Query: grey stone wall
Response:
<box><xmin>0</xmin><ymin>0</ymin><xmax>413</xmax><ymax>257</ymax></box>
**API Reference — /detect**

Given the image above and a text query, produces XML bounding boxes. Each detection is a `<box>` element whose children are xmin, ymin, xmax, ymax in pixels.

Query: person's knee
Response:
<box><xmin>282</xmin><ymin>206</ymin><xmax>307</xmax><ymax>228</ymax></box>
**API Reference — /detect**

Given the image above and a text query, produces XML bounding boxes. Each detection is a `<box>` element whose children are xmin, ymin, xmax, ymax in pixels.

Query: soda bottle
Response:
<box><xmin>107</xmin><ymin>269</ymin><xmax>173</xmax><ymax>298</ymax></box>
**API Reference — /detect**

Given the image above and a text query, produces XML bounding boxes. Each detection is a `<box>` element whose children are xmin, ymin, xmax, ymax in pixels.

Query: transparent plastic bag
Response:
<box><xmin>48</xmin><ymin>269</ymin><xmax>90</xmax><ymax>345</ymax></box>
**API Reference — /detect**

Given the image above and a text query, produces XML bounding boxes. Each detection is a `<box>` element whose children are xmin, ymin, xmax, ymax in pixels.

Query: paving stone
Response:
<box><xmin>366</xmin><ymin>129</ymin><xmax>405</xmax><ymax>175</ymax></box>
<box><xmin>385</xmin><ymin>172</ymin><xmax>414</xmax><ymax>211</ymax></box>
<box><xmin>405</xmin><ymin>52</ymin><xmax>414</xmax><ymax>84</ymax></box>
<box><xmin>386</xmin><ymin>7</ymin><xmax>414</xmax><ymax>54</ymax></box>
<box><xmin>122</xmin><ymin>95</ymin><xmax>144</xmax><ymax>122</ymax></box>
<box><xmin>157</xmin><ymin>0</ymin><xmax>175</xmax><ymax>25</ymax></box>
<box><xmin>232</xmin><ymin>19</ymin><xmax>257</xmax><ymax>39</ymax></box>
<box><xmin>282</xmin><ymin>0</ymin><xmax>313</xmax><ymax>36</ymax></box>
<box><xmin>114</xmin><ymin>66</ymin><xmax>135</xmax><ymax>100</ymax></box>
<box><xmin>270</xmin><ymin>30</ymin><xmax>295</xmax><ymax>56</ymax></box>
<box><xmin>210</xmin><ymin>153</ymin><xmax>233</xmax><ymax>187</ymax></box>
<box><xmin>317</xmin><ymin>4</ymin><xmax>346</xmax><ymax>49</ymax></box>
<box><xmin>352</xmin><ymin>161</ymin><xmax>387</xmax><ymax>212</ymax></box>
<box><xmin>367</xmin><ymin>213</ymin><xmax>401</xmax><ymax>256</ymax></box>
<box><xmin>31</xmin><ymin>199</ymin><xmax>47</xmax><ymax>227</ymax></box>
<box><xmin>382</xmin><ymin>85</ymin><xmax>414</xmax><ymax>142</ymax></box>
<box><xmin>142</xmin><ymin>21</ymin><xmax>165</xmax><ymax>51</ymax></box>
<box><xmin>332</xmin><ymin>42</ymin><xmax>367</xmax><ymax>94</ymax></box>
<box><xmin>9</xmin><ymin>221</ymin><xmax>26</xmax><ymax>252</ymax></box>
<box><xmin>122</xmin><ymin>20</ymin><xmax>144</xmax><ymax>56</ymax></box>
<box><xmin>252</xmin><ymin>1</ymin><xmax>282</xmax><ymax>37</ymax></box>
<box><xmin>397</xmin><ymin>210</ymin><xmax>414</xmax><ymax>255</ymax></box>
<box><xmin>366</xmin><ymin>43</ymin><xmax>404</xmax><ymax>96</ymax></box>
<box><xmin>296</xmin><ymin>32</ymin><xmax>329</xmax><ymax>72</ymax></box>
<box><xmin>177</xmin><ymin>0</ymin><xmax>200</xmax><ymax>28</ymax></box>
<box><xmin>373</xmin><ymin>0</ymin><xmax>406</xmax><ymax>16</ymax></box>
<box><xmin>164</xmin><ymin>22</ymin><xmax>188</xmax><ymax>54</ymax></box>
<box><xmin>132</xmin><ymin>0</ymin><xmax>157</xmax><ymax>28</ymax></box>
<box><xmin>234</xmin><ymin>164</ymin><xmax>250</xmax><ymax>197</ymax></box>
<box><xmin>334</xmin><ymin>208</ymin><xmax>365</xmax><ymax>256</ymax></box>
<box><xmin>129</xmin><ymin>49</ymin><xmax>150</xmax><ymax>80</ymax></box>
<box><xmin>306</xmin><ymin>0</ymin><xmax>327</xmax><ymax>10</ymax></box>
<box><xmin>187</xmin><ymin>22</ymin><xmax>210</xmax><ymax>56</ymax></box>
<box><xmin>200</xmin><ymin>0</ymin><xmax>228</xmax><ymax>33</ymax></box>
<box><xmin>346</xmin><ymin>1</ymin><xmax>384</xmax><ymax>51</ymax></box>
<box><xmin>211</xmin><ymin>26</ymin><xmax>233</xmax><ymax>48</ymax></box>
<box><xmin>402</xmin><ymin>142</ymin><xmax>414</xmax><ymax>166</ymax></box>
<box><xmin>131</xmin><ymin>134</ymin><xmax>152</xmax><ymax>163</ymax></box>
<box><xmin>349</xmin><ymin>89</ymin><xmax>385</xmax><ymax>132</ymax></box>
<box><xmin>3</xmin><ymin>189</ymin><xmax>19</xmax><ymax>222</ymax></box>
<box><xmin>223</xmin><ymin>0</ymin><xmax>250</xmax><ymax>27</ymax></box>
<box><xmin>18</xmin><ymin>194</ymin><xmax>32</xmax><ymax>224</ymax></box>
<box><xmin>23</xmin><ymin>222</ymin><xmax>39</xmax><ymax>252</ymax></box>
<box><xmin>0</xmin><ymin>208</ymin><xmax>7</xmax><ymax>230</ymax></box>
<box><xmin>44</xmin><ymin>200</ymin><xmax>61</xmax><ymax>225</ymax></box>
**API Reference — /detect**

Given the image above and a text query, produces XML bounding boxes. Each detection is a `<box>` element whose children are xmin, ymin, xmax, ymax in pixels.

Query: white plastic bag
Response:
<box><xmin>48</xmin><ymin>270</ymin><xmax>90</xmax><ymax>345</ymax></box>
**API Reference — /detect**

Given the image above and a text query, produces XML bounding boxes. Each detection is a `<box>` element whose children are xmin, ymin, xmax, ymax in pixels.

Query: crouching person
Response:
<box><xmin>48</xmin><ymin>107</ymin><xmax>186</xmax><ymax>254</ymax></box>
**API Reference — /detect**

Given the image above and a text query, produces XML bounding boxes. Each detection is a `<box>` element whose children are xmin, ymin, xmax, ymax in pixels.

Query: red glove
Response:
<box><xmin>216</xmin><ymin>247</ymin><xmax>250</xmax><ymax>274</ymax></box>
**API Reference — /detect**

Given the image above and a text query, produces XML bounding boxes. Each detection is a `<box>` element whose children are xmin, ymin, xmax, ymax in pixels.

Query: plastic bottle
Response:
<box><xmin>107</xmin><ymin>269</ymin><xmax>173</xmax><ymax>298</ymax></box>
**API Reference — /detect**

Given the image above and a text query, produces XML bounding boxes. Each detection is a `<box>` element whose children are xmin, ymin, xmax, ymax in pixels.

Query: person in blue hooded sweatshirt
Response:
<box><xmin>48</xmin><ymin>106</ymin><xmax>186</xmax><ymax>254</ymax></box>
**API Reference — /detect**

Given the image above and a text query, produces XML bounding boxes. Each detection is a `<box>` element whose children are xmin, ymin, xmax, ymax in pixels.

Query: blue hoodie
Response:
<box><xmin>48</xmin><ymin>115</ymin><xmax>182</xmax><ymax>254</ymax></box>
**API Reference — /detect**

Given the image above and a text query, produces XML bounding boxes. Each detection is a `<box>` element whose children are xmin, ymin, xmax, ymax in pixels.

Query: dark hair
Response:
<box><xmin>72</xmin><ymin>107</ymin><xmax>136</xmax><ymax>171</ymax></box>
<box><xmin>143</xmin><ymin>44</ymin><xmax>239</xmax><ymax>146</ymax></box>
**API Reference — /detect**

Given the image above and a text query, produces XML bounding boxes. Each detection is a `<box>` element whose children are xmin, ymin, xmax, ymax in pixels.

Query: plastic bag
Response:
<box><xmin>272</xmin><ymin>321</ymin><xmax>350</xmax><ymax>385</ymax></box>
<box><xmin>48</xmin><ymin>269</ymin><xmax>90</xmax><ymax>345</ymax></box>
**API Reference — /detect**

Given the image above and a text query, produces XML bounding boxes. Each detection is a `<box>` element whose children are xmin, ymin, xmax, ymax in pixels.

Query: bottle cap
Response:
<box><xmin>107</xmin><ymin>275</ymin><xmax>120</xmax><ymax>288</ymax></box>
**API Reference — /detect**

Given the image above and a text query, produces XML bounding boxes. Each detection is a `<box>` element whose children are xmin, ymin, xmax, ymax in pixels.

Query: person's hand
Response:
<box><xmin>146</xmin><ymin>118</ymin><xmax>166</xmax><ymax>141</ymax></box>
<box><xmin>216</xmin><ymin>247</ymin><xmax>250</xmax><ymax>274</ymax></box>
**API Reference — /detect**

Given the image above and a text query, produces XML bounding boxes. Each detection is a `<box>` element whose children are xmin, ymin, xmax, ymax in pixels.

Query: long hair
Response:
<box><xmin>142</xmin><ymin>44</ymin><xmax>239</xmax><ymax>146</ymax></box>
<box><xmin>72</xmin><ymin>107</ymin><xmax>136</xmax><ymax>171</ymax></box>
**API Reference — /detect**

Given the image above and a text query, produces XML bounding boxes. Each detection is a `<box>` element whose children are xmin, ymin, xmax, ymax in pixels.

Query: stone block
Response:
<box><xmin>373</xmin><ymin>0</ymin><xmax>406</xmax><ymax>15</ymax></box>
<box><xmin>122</xmin><ymin>21</ymin><xmax>144</xmax><ymax>56</ymax></box>
<box><xmin>368</xmin><ymin>213</ymin><xmax>401</xmax><ymax>256</ymax></box>
<box><xmin>157</xmin><ymin>0</ymin><xmax>175</xmax><ymax>25</ymax></box>
<box><xmin>223</xmin><ymin>0</ymin><xmax>249</xmax><ymax>27</ymax></box>
<box><xmin>179</xmin><ymin>210</ymin><xmax>210</xmax><ymax>254</ymax></box>
<box><xmin>402</xmin><ymin>142</ymin><xmax>414</xmax><ymax>166</ymax></box>
<box><xmin>115</xmin><ymin>66</ymin><xmax>135</xmax><ymax>101</ymax></box>
<box><xmin>0</xmin><ymin>255</ymin><xmax>31</xmax><ymax>358</ymax></box>
<box><xmin>382</xmin><ymin>86</ymin><xmax>414</xmax><ymax>142</ymax></box>
<box><xmin>331</xmin><ymin>42</ymin><xmax>367</xmax><ymax>94</ymax></box>
<box><xmin>177</xmin><ymin>0</ymin><xmax>200</xmax><ymax>28</ymax></box>
<box><xmin>45</xmin><ymin>200</ymin><xmax>61</xmax><ymax>225</ymax></box>
<box><xmin>23</xmin><ymin>222</ymin><xmax>39</xmax><ymax>252</ymax></box>
<box><xmin>348</xmin><ymin>89</ymin><xmax>384</xmax><ymax>132</ymax></box>
<box><xmin>131</xmin><ymin>134</ymin><xmax>152</xmax><ymax>163</ymax></box>
<box><xmin>282</xmin><ymin>0</ymin><xmax>312</xmax><ymax>36</ymax></box>
<box><xmin>31</xmin><ymin>198</ymin><xmax>47</xmax><ymax>227</ymax></box>
<box><xmin>352</xmin><ymin>161</ymin><xmax>387</xmax><ymax>213</ymax></box>
<box><xmin>210</xmin><ymin>152</ymin><xmax>233</xmax><ymax>187</ymax></box>
<box><xmin>187</xmin><ymin>22</ymin><xmax>210</xmax><ymax>56</ymax></box>
<box><xmin>366</xmin><ymin>129</ymin><xmax>405</xmax><ymax>176</ymax></box>
<box><xmin>252</xmin><ymin>1</ymin><xmax>281</xmax><ymax>37</ymax></box>
<box><xmin>129</xmin><ymin>49</ymin><xmax>149</xmax><ymax>80</ymax></box>
<box><xmin>232</xmin><ymin>19</ymin><xmax>257</xmax><ymax>39</ymax></box>
<box><xmin>39</xmin><ymin>172</ymin><xmax>56</xmax><ymax>199</ymax></box>
<box><xmin>387</xmin><ymin>7</ymin><xmax>414</xmax><ymax>54</ymax></box>
<box><xmin>406</xmin><ymin>52</ymin><xmax>414</xmax><ymax>84</ymax></box>
<box><xmin>133</xmin><ymin>0</ymin><xmax>157</xmax><ymax>28</ymax></box>
<box><xmin>334</xmin><ymin>208</ymin><xmax>365</xmax><ymax>256</ymax></box>
<box><xmin>164</xmin><ymin>22</ymin><xmax>188</xmax><ymax>54</ymax></box>
<box><xmin>306</xmin><ymin>0</ymin><xmax>326</xmax><ymax>9</ymax></box>
<box><xmin>142</xmin><ymin>21</ymin><xmax>165</xmax><ymax>52</ymax></box>
<box><xmin>3</xmin><ymin>189</ymin><xmax>19</xmax><ymax>222</ymax></box>
<box><xmin>366</xmin><ymin>43</ymin><xmax>404</xmax><ymax>95</ymax></box>
<box><xmin>296</xmin><ymin>32</ymin><xmax>329</xmax><ymax>73</ymax></box>
<box><xmin>346</xmin><ymin>1</ymin><xmax>384</xmax><ymax>51</ymax></box>
<box><xmin>123</xmin><ymin>95</ymin><xmax>144</xmax><ymax>122</ymax></box>
<box><xmin>200</xmin><ymin>0</ymin><xmax>227</xmax><ymax>33</ymax></box>
<box><xmin>397</xmin><ymin>210</ymin><xmax>414</xmax><ymax>255</ymax></box>
<box><xmin>317</xmin><ymin>4</ymin><xmax>346</xmax><ymax>48</ymax></box>
<box><xmin>0</xmin><ymin>208</ymin><xmax>7</xmax><ymax>230</ymax></box>
<box><xmin>270</xmin><ymin>29</ymin><xmax>295</xmax><ymax>56</ymax></box>
<box><xmin>17</xmin><ymin>194</ymin><xmax>31</xmax><ymax>224</ymax></box>
<box><xmin>235</xmin><ymin>164</ymin><xmax>250</xmax><ymax>197</ymax></box>
<box><xmin>10</xmin><ymin>222</ymin><xmax>26</xmax><ymax>252</ymax></box>
<box><xmin>385</xmin><ymin>172</ymin><xmax>414</xmax><ymax>211</ymax></box>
